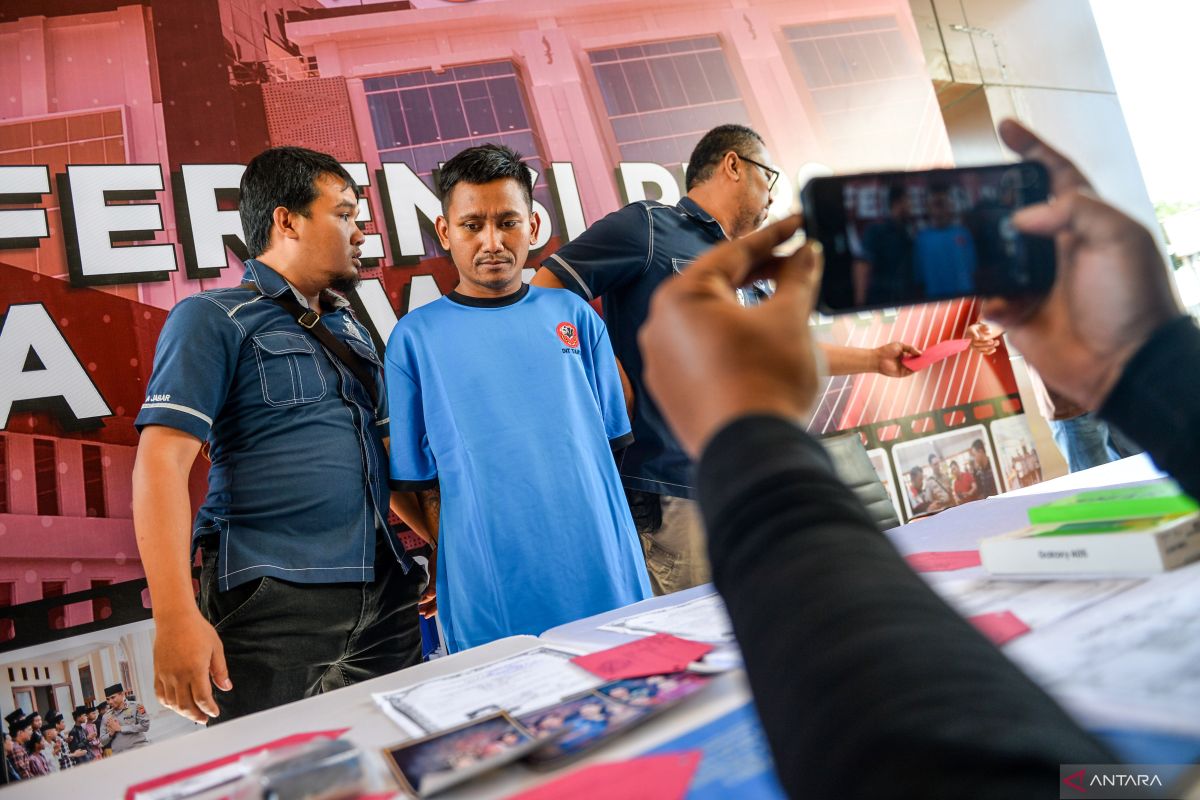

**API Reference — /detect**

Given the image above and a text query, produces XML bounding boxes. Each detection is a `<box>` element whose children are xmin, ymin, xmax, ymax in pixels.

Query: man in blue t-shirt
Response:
<box><xmin>914</xmin><ymin>185</ymin><xmax>977</xmax><ymax>296</ymax></box>
<box><xmin>387</xmin><ymin>144</ymin><xmax>652</xmax><ymax>652</ymax></box>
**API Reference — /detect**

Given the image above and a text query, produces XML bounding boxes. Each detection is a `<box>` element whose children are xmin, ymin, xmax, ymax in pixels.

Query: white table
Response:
<box><xmin>10</xmin><ymin>634</ymin><xmax>754</xmax><ymax>799</ymax></box>
<box><xmin>14</xmin><ymin>456</ymin><xmax>1194</xmax><ymax>797</ymax></box>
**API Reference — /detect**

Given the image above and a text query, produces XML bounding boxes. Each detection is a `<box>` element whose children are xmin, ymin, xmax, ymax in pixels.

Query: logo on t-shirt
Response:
<box><xmin>555</xmin><ymin>321</ymin><xmax>580</xmax><ymax>349</ymax></box>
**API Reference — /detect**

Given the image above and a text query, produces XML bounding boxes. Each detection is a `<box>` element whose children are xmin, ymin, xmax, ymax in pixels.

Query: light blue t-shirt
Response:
<box><xmin>386</xmin><ymin>284</ymin><xmax>651</xmax><ymax>652</ymax></box>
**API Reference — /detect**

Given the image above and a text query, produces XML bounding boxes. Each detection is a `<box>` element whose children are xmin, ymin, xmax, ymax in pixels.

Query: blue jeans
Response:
<box><xmin>1047</xmin><ymin>413</ymin><xmax>1122</xmax><ymax>473</ymax></box>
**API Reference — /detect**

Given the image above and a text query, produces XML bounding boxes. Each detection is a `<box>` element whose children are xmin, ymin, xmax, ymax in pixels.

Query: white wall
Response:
<box><xmin>910</xmin><ymin>0</ymin><xmax>1159</xmax><ymax>237</ymax></box>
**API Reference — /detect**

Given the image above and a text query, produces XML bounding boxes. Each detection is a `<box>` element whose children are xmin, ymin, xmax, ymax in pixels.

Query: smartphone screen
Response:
<box><xmin>801</xmin><ymin>162</ymin><xmax>1055</xmax><ymax>313</ymax></box>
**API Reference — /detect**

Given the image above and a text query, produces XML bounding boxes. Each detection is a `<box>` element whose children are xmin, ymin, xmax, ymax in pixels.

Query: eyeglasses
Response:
<box><xmin>737</xmin><ymin>154</ymin><xmax>780</xmax><ymax>193</ymax></box>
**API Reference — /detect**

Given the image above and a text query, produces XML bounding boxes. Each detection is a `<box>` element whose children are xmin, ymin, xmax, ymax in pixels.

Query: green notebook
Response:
<box><xmin>1027</xmin><ymin>481</ymin><xmax>1199</xmax><ymax>524</ymax></box>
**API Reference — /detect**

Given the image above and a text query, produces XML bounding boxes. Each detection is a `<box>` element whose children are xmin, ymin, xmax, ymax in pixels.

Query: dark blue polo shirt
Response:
<box><xmin>543</xmin><ymin>197</ymin><xmax>726</xmax><ymax>498</ymax></box>
<box><xmin>135</xmin><ymin>259</ymin><xmax>412</xmax><ymax>591</ymax></box>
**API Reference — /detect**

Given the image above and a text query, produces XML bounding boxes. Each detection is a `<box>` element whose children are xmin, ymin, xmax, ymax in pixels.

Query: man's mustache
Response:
<box><xmin>474</xmin><ymin>254</ymin><xmax>515</xmax><ymax>266</ymax></box>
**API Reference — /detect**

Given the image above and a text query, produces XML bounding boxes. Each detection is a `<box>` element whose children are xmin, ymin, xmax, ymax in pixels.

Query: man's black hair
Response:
<box><xmin>437</xmin><ymin>143</ymin><xmax>534</xmax><ymax>213</ymax></box>
<box><xmin>685</xmin><ymin>124</ymin><xmax>766</xmax><ymax>191</ymax></box>
<box><xmin>238</xmin><ymin>146</ymin><xmax>358</xmax><ymax>258</ymax></box>
<box><xmin>971</xmin><ymin>438</ymin><xmax>985</xmax><ymax>451</ymax></box>
<box><xmin>887</xmin><ymin>184</ymin><xmax>907</xmax><ymax>207</ymax></box>
<box><xmin>908</xmin><ymin>466</ymin><xmax>923</xmax><ymax>480</ymax></box>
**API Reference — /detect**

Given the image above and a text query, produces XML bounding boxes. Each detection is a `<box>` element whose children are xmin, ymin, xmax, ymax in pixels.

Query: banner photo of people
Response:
<box><xmin>0</xmin><ymin>0</ymin><xmax>1046</xmax><ymax>754</ymax></box>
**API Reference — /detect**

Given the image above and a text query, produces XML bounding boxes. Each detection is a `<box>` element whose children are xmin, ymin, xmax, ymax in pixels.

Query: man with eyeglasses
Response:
<box><xmin>533</xmin><ymin>123</ymin><xmax>920</xmax><ymax>596</ymax></box>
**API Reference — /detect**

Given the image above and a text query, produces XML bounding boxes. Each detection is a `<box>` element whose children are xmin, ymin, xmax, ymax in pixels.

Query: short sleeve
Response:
<box><xmin>384</xmin><ymin>334</ymin><xmax>437</xmax><ymax>490</ymax></box>
<box><xmin>579</xmin><ymin>305</ymin><xmax>634</xmax><ymax>449</ymax></box>
<box><xmin>541</xmin><ymin>203</ymin><xmax>651</xmax><ymax>301</ymax></box>
<box><xmin>134</xmin><ymin>296</ymin><xmax>240</xmax><ymax>441</ymax></box>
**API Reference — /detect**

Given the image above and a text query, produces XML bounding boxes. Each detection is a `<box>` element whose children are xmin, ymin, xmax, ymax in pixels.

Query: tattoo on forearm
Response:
<box><xmin>418</xmin><ymin>487</ymin><xmax>441</xmax><ymax>543</ymax></box>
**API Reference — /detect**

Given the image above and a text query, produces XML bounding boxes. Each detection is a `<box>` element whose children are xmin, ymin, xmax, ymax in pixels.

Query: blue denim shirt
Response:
<box><xmin>135</xmin><ymin>259</ymin><xmax>412</xmax><ymax>591</ymax></box>
<box><xmin>542</xmin><ymin>197</ymin><xmax>726</xmax><ymax>498</ymax></box>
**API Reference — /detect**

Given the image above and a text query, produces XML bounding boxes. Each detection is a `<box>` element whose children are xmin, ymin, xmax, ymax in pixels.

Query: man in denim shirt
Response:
<box><xmin>133</xmin><ymin>147</ymin><xmax>423</xmax><ymax>724</ymax></box>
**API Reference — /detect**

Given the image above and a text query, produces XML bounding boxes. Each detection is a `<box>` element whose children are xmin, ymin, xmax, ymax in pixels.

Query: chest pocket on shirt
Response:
<box><xmin>251</xmin><ymin>331</ymin><xmax>327</xmax><ymax>407</ymax></box>
<box><xmin>670</xmin><ymin>258</ymin><xmax>694</xmax><ymax>274</ymax></box>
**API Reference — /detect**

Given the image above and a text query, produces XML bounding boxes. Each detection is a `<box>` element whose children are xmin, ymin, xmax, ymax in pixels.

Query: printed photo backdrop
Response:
<box><xmin>0</xmin><ymin>0</ymin><xmax>1043</xmax><ymax>746</ymax></box>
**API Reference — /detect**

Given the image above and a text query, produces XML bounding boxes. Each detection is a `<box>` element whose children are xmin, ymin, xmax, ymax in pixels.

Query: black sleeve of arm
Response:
<box><xmin>1100</xmin><ymin>314</ymin><xmax>1200</xmax><ymax>498</ymax></box>
<box><xmin>541</xmin><ymin>203</ymin><xmax>651</xmax><ymax>300</ymax></box>
<box><xmin>697</xmin><ymin>415</ymin><xmax>1113</xmax><ymax>800</ymax></box>
<box><xmin>609</xmin><ymin>431</ymin><xmax>635</xmax><ymax>451</ymax></box>
<box><xmin>389</xmin><ymin>477</ymin><xmax>438</xmax><ymax>491</ymax></box>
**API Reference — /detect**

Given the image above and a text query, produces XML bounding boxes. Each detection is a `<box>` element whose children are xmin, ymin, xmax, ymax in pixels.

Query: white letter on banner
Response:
<box><xmin>406</xmin><ymin>274</ymin><xmax>442</xmax><ymax>312</ymax></box>
<box><xmin>380</xmin><ymin>163</ymin><xmax>442</xmax><ymax>258</ymax></box>
<box><xmin>0</xmin><ymin>166</ymin><xmax>50</xmax><ymax>246</ymax></box>
<box><xmin>0</xmin><ymin>304</ymin><xmax>112</xmax><ymax>428</ymax></box>
<box><xmin>526</xmin><ymin>167</ymin><xmax>552</xmax><ymax>252</ymax></box>
<box><xmin>351</xmin><ymin>278</ymin><xmax>397</xmax><ymax>344</ymax></box>
<box><xmin>64</xmin><ymin>164</ymin><xmax>176</xmax><ymax>281</ymax></box>
<box><xmin>617</xmin><ymin>163</ymin><xmax>681</xmax><ymax>206</ymax></box>
<box><xmin>342</xmin><ymin>163</ymin><xmax>385</xmax><ymax>261</ymax></box>
<box><xmin>179</xmin><ymin>163</ymin><xmax>246</xmax><ymax>273</ymax></box>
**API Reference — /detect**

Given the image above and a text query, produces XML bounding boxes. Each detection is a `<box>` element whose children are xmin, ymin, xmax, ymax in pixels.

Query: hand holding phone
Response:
<box><xmin>801</xmin><ymin>162</ymin><xmax>1056</xmax><ymax>313</ymax></box>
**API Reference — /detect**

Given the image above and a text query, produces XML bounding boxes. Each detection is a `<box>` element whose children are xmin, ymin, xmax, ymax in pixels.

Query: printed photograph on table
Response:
<box><xmin>596</xmin><ymin>671</ymin><xmax>712</xmax><ymax>708</ymax></box>
<box><xmin>989</xmin><ymin>415</ymin><xmax>1044</xmax><ymax>492</ymax></box>
<box><xmin>519</xmin><ymin>691</ymin><xmax>652</xmax><ymax>767</ymax></box>
<box><xmin>383</xmin><ymin>712</ymin><xmax>542</xmax><ymax>798</ymax></box>
<box><xmin>892</xmin><ymin>424</ymin><xmax>1001</xmax><ymax>519</ymax></box>
<box><xmin>867</xmin><ymin>447</ymin><xmax>905</xmax><ymax>525</ymax></box>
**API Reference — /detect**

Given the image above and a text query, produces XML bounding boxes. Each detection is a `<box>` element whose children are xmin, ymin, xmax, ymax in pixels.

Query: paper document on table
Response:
<box><xmin>598</xmin><ymin>593</ymin><xmax>734</xmax><ymax>644</ymax></box>
<box><xmin>1004</xmin><ymin>563</ymin><xmax>1200</xmax><ymax>735</ymax></box>
<box><xmin>373</xmin><ymin>646</ymin><xmax>601</xmax><ymax>736</ymax></box>
<box><xmin>932</xmin><ymin>577</ymin><xmax>1141</xmax><ymax>631</ymax></box>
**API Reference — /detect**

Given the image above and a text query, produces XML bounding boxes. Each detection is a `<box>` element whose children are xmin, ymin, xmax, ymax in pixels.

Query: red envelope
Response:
<box><xmin>570</xmin><ymin>634</ymin><xmax>714</xmax><ymax>681</ymax></box>
<box><xmin>904</xmin><ymin>550</ymin><xmax>982</xmax><ymax>573</ymax></box>
<box><xmin>901</xmin><ymin>338</ymin><xmax>971</xmax><ymax>372</ymax></box>
<box><xmin>508</xmin><ymin>751</ymin><xmax>702</xmax><ymax>800</ymax></box>
<box><xmin>969</xmin><ymin>610</ymin><xmax>1032</xmax><ymax>646</ymax></box>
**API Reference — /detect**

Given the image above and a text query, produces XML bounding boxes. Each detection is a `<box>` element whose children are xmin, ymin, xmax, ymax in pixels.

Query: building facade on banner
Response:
<box><xmin>0</xmin><ymin>0</ymin><xmax>1065</xmax><ymax>731</ymax></box>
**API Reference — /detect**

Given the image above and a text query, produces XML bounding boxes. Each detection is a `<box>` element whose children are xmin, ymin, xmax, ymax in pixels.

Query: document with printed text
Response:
<box><xmin>373</xmin><ymin>646</ymin><xmax>601</xmax><ymax>736</ymax></box>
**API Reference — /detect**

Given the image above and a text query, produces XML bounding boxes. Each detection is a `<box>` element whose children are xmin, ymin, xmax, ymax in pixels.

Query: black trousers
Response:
<box><xmin>199</xmin><ymin>537</ymin><xmax>423</xmax><ymax>723</ymax></box>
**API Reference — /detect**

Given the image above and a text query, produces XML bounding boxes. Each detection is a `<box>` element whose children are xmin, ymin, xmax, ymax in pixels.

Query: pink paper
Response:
<box><xmin>969</xmin><ymin>610</ymin><xmax>1032</xmax><ymax>645</ymax></box>
<box><xmin>509</xmin><ymin>751</ymin><xmax>702</xmax><ymax>800</ymax></box>
<box><xmin>570</xmin><ymin>634</ymin><xmax>714</xmax><ymax>681</ymax></box>
<box><xmin>901</xmin><ymin>338</ymin><xmax>971</xmax><ymax>372</ymax></box>
<box><xmin>904</xmin><ymin>550</ymin><xmax>982</xmax><ymax>572</ymax></box>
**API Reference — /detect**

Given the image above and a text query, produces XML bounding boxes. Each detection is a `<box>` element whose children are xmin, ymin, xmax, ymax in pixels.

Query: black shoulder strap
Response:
<box><xmin>243</xmin><ymin>282</ymin><xmax>379</xmax><ymax>408</ymax></box>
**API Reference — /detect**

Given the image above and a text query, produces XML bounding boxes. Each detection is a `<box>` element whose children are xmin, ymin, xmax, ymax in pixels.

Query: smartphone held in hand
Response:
<box><xmin>801</xmin><ymin>162</ymin><xmax>1055</xmax><ymax>313</ymax></box>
